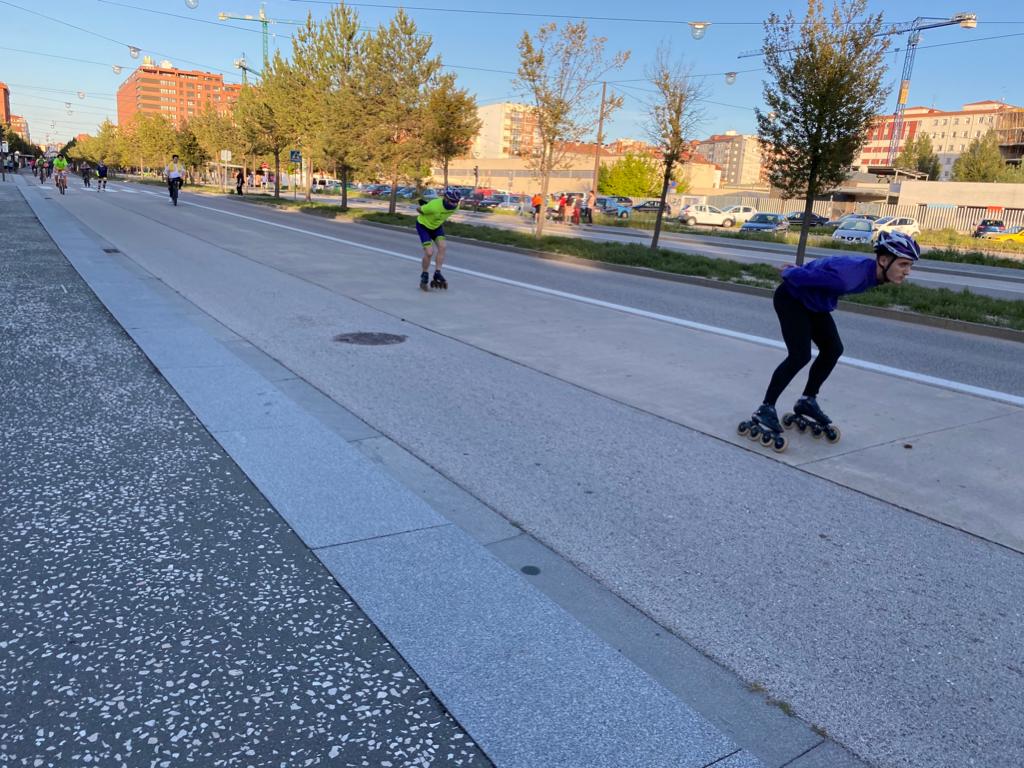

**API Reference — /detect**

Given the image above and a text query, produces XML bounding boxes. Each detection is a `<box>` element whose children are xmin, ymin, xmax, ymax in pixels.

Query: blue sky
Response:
<box><xmin>3</xmin><ymin>0</ymin><xmax>1021</xmax><ymax>148</ymax></box>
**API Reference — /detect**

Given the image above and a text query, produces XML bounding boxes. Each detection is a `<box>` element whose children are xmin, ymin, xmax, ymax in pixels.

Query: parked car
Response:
<box><xmin>992</xmin><ymin>225</ymin><xmax>1024</xmax><ymax>244</ymax></box>
<box><xmin>632</xmin><ymin>200</ymin><xmax>672</xmax><ymax>216</ymax></box>
<box><xmin>678</xmin><ymin>204</ymin><xmax>736</xmax><ymax>227</ymax></box>
<box><xmin>368</xmin><ymin>185</ymin><xmax>392</xmax><ymax>197</ymax></box>
<box><xmin>395</xmin><ymin>186</ymin><xmax>418</xmax><ymax>199</ymax></box>
<box><xmin>874</xmin><ymin>216</ymin><xmax>921</xmax><ymax>238</ymax></box>
<box><xmin>823</xmin><ymin>213</ymin><xmax>874</xmax><ymax>229</ymax></box>
<box><xmin>740</xmin><ymin>213</ymin><xmax>789</xmax><ymax>233</ymax></box>
<box><xmin>974</xmin><ymin>219</ymin><xmax>1006</xmax><ymax>238</ymax></box>
<box><xmin>462</xmin><ymin>192</ymin><xmax>501</xmax><ymax>212</ymax></box>
<box><xmin>785</xmin><ymin>211</ymin><xmax>829</xmax><ymax>227</ymax></box>
<box><xmin>598</xmin><ymin>196</ymin><xmax>633</xmax><ymax>218</ymax></box>
<box><xmin>723</xmin><ymin>205</ymin><xmax>758</xmax><ymax>224</ymax></box>
<box><xmin>832</xmin><ymin>218</ymin><xmax>876</xmax><ymax>244</ymax></box>
<box><xmin>493</xmin><ymin>193</ymin><xmax>524</xmax><ymax>210</ymax></box>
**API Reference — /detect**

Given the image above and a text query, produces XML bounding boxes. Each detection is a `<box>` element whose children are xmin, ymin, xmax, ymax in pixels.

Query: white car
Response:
<box><xmin>874</xmin><ymin>216</ymin><xmax>921</xmax><ymax>238</ymax></box>
<box><xmin>678</xmin><ymin>204</ymin><xmax>737</xmax><ymax>228</ymax></box>
<box><xmin>722</xmin><ymin>205</ymin><xmax>758</xmax><ymax>224</ymax></box>
<box><xmin>831</xmin><ymin>218</ymin><xmax>875</xmax><ymax>244</ymax></box>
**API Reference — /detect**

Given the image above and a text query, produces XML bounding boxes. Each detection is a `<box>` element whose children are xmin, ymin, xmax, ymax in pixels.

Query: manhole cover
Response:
<box><xmin>102</xmin><ymin>248</ymin><xmax>121</xmax><ymax>253</ymax></box>
<box><xmin>333</xmin><ymin>332</ymin><xmax>407</xmax><ymax>346</ymax></box>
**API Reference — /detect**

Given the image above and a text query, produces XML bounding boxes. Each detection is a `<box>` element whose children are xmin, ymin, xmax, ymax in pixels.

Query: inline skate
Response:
<box><xmin>430</xmin><ymin>270</ymin><xmax>448</xmax><ymax>290</ymax></box>
<box><xmin>782</xmin><ymin>396</ymin><xmax>841</xmax><ymax>443</ymax></box>
<box><xmin>420</xmin><ymin>271</ymin><xmax>430</xmax><ymax>291</ymax></box>
<box><xmin>738</xmin><ymin>404</ymin><xmax>787</xmax><ymax>453</ymax></box>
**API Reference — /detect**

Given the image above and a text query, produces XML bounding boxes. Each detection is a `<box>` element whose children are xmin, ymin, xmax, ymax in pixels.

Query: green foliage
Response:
<box><xmin>756</xmin><ymin>0</ymin><xmax>890</xmax><ymax>263</ymax></box>
<box><xmin>598</xmin><ymin>153</ymin><xmax>662</xmax><ymax>196</ymax></box>
<box><xmin>894</xmin><ymin>133</ymin><xmax>941</xmax><ymax>180</ymax></box>
<box><xmin>0</xmin><ymin>124</ymin><xmax>36</xmax><ymax>156</ymax></box>
<box><xmin>952</xmin><ymin>131</ymin><xmax>1010</xmax><ymax>182</ymax></box>
<box><xmin>422</xmin><ymin>73</ymin><xmax>481</xmax><ymax>187</ymax></box>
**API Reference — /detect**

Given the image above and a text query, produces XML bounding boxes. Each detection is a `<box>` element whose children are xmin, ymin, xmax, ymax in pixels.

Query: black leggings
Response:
<box><xmin>763</xmin><ymin>284</ymin><xmax>844</xmax><ymax>406</ymax></box>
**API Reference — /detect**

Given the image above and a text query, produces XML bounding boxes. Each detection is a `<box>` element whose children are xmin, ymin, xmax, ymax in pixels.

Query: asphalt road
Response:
<box><xmin>51</xmin><ymin>181</ymin><xmax>1024</xmax><ymax>768</ymax></box>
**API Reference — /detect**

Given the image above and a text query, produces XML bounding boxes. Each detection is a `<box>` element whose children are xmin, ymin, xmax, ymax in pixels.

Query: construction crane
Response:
<box><xmin>217</xmin><ymin>3</ymin><xmax>305</xmax><ymax>70</ymax></box>
<box><xmin>883</xmin><ymin>14</ymin><xmax>977</xmax><ymax>164</ymax></box>
<box><xmin>738</xmin><ymin>12</ymin><xmax>978</xmax><ymax>165</ymax></box>
<box><xmin>233</xmin><ymin>54</ymin><xmax>262</xmax><ymax>85</ymax></box>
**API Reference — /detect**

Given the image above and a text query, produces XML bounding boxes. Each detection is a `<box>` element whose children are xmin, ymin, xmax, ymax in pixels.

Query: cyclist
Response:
<box><xmin>164</xmin><ymin>154</ymin><xmax>185</xmax><ymax>205</ymax></box>
<box><xmin>95</xmin><ymin>160</ymin><xmax>108</xmax><ymax>191</ymax></box>
<box><xmin>53</xmin><ymin>155</ymin><xmax>69</xmax><ymax>193</ymax></box>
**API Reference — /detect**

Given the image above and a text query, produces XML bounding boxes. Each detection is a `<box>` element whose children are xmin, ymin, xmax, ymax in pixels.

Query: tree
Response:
<box><xmin>353</xmin><ymin>10</ymin><xmax>440</xmax><ymax>214</ymax></box>
<box><xmin>953</xmin><ymin>131</ymin><xmax>1009</xmax><ymax>182</ymax></box>
<box><xmin>644</xmin><ymin>46</ymin><xmax>704</xmax><ymax>249</ymax></box>
<box><xmin>188</xmin><ymin>104</ymin><xmax>241</xmax><ymax>184</ymax></box>
<box><xmin>176</xmin><ymin>127</ymin><xmax>208</xmax><ymax>180</ymax></box>
<box><xmin>132</xmin><ymin>113</ymin><xmax>178</xmax><ymax>171</ymax></box>
<box><xmin>598</xmin><ymin>153</ymin><xmax>662</xmax><ymax>197</ymax></box>
<box><xmin>894</xmin><ymin>133</ymin><xmax>940</xmax><ymax>180</ymax></box>
<box><xmin>234</xmin><ymin>55</ymin><xmax>296</xmax><ymax>198</ymax></box>
<box><xmin>423</xmin><ymin>73</ymin><xmax>481</xmax><ymax>188</ymax></box>
<box><xmin>515</xmin><ymin>21</ymin><xmax>629</xmax><ymax>236</ymax></box>
<box><xmin>756</xmin><ymin>0</ymin><xmax>890</xmax><ymax>264</ymax></box>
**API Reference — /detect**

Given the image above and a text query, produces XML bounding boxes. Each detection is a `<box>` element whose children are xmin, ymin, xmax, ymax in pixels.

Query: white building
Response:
<box><xmin>695</xmin><ymin>131</ymin><xmax>764</xmax><ymax>187</ymax></box>
<box><xmin>470</xmin><ymin>103</ymin><xmax>541</xmax><ymax>159</ymax></box>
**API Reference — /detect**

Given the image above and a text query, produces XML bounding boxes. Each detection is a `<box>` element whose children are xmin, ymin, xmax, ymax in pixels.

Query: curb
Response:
<box><xmin>356</xmin><ymin>219</ymin><xmax>1024</xmax><ymax>345</ymax></box>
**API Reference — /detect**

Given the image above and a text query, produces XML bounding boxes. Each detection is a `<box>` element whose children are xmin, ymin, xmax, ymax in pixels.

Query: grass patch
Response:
<box><xmin>360</xmin><ymin>211</ymin><xmax>1024</xmax><ymax>331</ymax></box>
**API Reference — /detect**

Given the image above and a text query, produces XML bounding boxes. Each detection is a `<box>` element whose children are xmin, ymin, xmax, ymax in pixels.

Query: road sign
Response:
<box><xmin>1</xmin><ymin>142</ymin><xmax>8</xmax><ymax>153</ymax></box>
<box><xmin>289</xmin><ymin>150</ymin><xmax>301</xmax><ymax>163</ymax></box>
<box><xmin>219</xmin><ymin>149</ymin><xmax>232</xmax><ymax>162</ymax></box>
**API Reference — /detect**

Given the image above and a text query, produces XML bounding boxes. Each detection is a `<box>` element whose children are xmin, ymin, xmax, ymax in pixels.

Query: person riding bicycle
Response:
<box><xmin>53</xmin><ymin>155</ymin><xmax>69</xmax><ymax>189</ymax></box>
<box><xmin>164</xmin><ymin>155</ymin><xmax>185</xmax><ymax>203</ymax></box>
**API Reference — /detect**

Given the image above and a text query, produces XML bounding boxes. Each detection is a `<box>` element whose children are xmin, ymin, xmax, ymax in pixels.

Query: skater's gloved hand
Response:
<box><xmin>778</xmin><ymin>263</ymin><xmax>796</xmax><ymax>274</ymax></box>
<box><xmin>417</xmin><ymin>198</ymin><xmax>427</xmax><ymax>207</ymax></box>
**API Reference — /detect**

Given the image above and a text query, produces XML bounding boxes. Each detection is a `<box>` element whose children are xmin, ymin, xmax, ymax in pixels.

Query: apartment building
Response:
<box><xmin>470</xmin><ymin>102</ymin><xmax>541</xmax><ymax>159</ymax></box>
<box><xmin>116</xmin><ymin>61</ymin><xmax>242</xmax><ymax>128</ymax></box>
<box><xmin>857</xmin><ymin>100</ymin><xmax>1020</xmax><ymax>180</ymax></box>
<box><xmin>695</xmin><ymin>131</ymin><xmax>764</xmax><ymax>187</ymax></box>
<box><xmin>0</xmin><ymin>82</ymin><xmax>10</xmax><ymax>125</ymax></box>
<box><xmin>10</xmin><ymin>114</ymin><xmax>29</xmax><ymax>143</ymax></box>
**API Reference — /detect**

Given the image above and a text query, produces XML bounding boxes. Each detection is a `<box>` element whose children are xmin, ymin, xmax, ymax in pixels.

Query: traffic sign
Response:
<box><xmin>289</xmin><ymin>150</ymin><xmax>301</xmax><ymax>163</ymax></box>
<box><xmin>1</xmin><ymin>142</ymin><xmax>8</xmax><ymax>153</ymax></box>
<box><xmin>219</xmin><ymin>149</ymin><xmax>232</xmax><ymax>162</ymax></box>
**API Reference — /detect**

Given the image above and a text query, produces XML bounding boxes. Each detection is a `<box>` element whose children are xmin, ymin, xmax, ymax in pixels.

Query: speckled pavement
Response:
<box><xmin>0</xmin><ymin>184</ymin><xmax>490</xmax><ymax>766</ymax></box>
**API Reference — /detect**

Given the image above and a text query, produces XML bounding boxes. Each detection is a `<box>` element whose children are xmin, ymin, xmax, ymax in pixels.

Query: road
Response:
<box><xmin>38</xmin><ymin>179</ymin><xmax>1024</xmax><ymax>768</ymax></box>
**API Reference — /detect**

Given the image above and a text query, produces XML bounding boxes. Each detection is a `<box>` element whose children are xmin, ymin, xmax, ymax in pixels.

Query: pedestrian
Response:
<box><xmin>586</xmin><ymin>189</ymin><xmax>597</xmax><ymax>224</ymax></box>
<box><xmin>531</xmin><ymin>191</ymin><xmax>542</xmax><ymax>221</ymax></box>
<box><xmin>570</xmin><ymin>195</ymin><xmax>581</xmax><ymax>225</ymax></box>
<box><xmin>740</xmin><ymin>231</ymin><xmax>921</xmax><ymax>452</ymax></box>
<box><xmin>81</xmin><ymin>163</ymin><xmax>92</xmax><ymax>188</ymax></box>
<box><xmin>415</xmin><ymin>189</ymin><xmax>462</xmax><ymax>291</ymax></box>
<box><xmin>247</xmin><ymin>171</ymin><xmax>254</xmax><ymax>189</ymax></box>
<box><xmin>557</xmin><ymin>193</ymin><xmax>567</xmax><ymax>223</ymax></box>
<box><xmin>236</xmin><ymin>169</ymin><xmax>244</xmax><ymax>195</ymax></box>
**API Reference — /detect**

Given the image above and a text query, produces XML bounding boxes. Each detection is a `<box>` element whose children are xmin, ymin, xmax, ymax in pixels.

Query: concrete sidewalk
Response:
<box><xmin>3</xmin><ymin>180</ymin><xmax>771</xmax><ymax>765</ymax></box>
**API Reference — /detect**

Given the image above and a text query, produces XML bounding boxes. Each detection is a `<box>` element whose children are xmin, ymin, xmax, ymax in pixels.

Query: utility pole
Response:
<box><xmin>592</xmin><ymin>81</ymin><xmax>607</xmax><ymax>195</ymax></box>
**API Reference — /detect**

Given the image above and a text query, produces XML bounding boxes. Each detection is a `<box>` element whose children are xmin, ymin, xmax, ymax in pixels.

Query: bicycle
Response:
<box><xmin>167</xmin><ymin>177</ymin><xmax>182</xmax><ymax>206</ymax></box>
<box><xmin>56</xmin><ymin>170</ymin><xmax>68</xmax><ymax>195</ymax></box>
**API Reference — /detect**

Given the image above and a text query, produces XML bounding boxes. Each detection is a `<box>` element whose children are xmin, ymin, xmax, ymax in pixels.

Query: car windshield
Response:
<box><xmin>748</xmin><ymin>214</ymin><xmax>773</xmax><ymax>223</ymax></box>
<box><xmin>876</xmin><ymin>216</ymin><xmax>894</xmax><ymax>225</ymax></box>
<box><xmin>845</xmin><ymin>220</ymin><xmax>873</xmax><ymax>232</ymax></box>
<box><xmin>981</xmin><ymin>220</ymin><xmax>1004</xmax><ymax>227</ymax></box>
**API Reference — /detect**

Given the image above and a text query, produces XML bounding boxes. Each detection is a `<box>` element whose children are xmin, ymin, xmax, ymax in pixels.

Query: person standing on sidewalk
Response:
<box><xmin>743</xmin><ymin>231</ymin><xmax>921</xmax><ymax>448</ymax></box>
<box><xmin>235</xmin><ymin>169</ymin><xmax>245</xmax><ymax>196</ymax></box>
<box><xmin>416</xmin><ymin>189</ymin><xmax>461</xmax><ymax>291</ymax></box>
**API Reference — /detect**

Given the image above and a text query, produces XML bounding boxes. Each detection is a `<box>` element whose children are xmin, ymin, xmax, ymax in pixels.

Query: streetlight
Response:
<box><xmin>689</xmin><ymin>22</ymin><xmax>711</xmax><ymax>40</ymax></box>
<box><xmin>129</xmin><ymin>46</ymin><xmax>140</xmax><ymax>58</ymax></box>
<box><xmin>77</xmin><ymin>91</ymin><xmax>86</xmax><ymax>99</ymax></box>
<box><xmin>112</xmin><ymin>65</ymin><xmax>122</xmax><ymax>74</ymax></box>
<box><xmin>185</xmin><ymin>0</ymin><xmax>199</xmax><ymax>8</ymax></box>
<box><xmin>724</xmin><ymin>72</ymin><xmax>737</xmax><ymax>85</ymax></box>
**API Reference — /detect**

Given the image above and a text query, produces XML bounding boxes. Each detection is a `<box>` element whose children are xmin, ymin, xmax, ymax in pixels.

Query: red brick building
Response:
<box><xmin>116</xmin><ymin>64</ymin><xmax>241</xmax><ymax>128</ymax></box>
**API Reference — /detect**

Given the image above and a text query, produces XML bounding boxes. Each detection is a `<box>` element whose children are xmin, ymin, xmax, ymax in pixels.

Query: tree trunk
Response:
<box><xmin>795</xmin><ymin>185</ymin><xmax>816</xmax><ymax>266</ymax></box>
<box><xmin>388</xmin><ymin>169</ymin><xmax>399</xmax><ymax>215</ymax></box>
<box><xmin>650</xmin><ymin>159</ymin><xmax>675</xmax><ymax>251</ymax></box>
<box><xmin>305</xmin><ymin>154</ymin><xmax>313</xmax><ymax>202</ymax></box>
<box><xmin>340</xmin><ymin>164</ymin><xmax>348</xmax><ymax>211</ymax></box>
<box><xmin>443</xmin><ymin>158</ymin><xmax>449</xmax><ymax>189</ymax></box>
<box><xmin>534</xmin><ymin>146</ymin><xmax>553</xmax><ymax>238</ymax></box>
<box><xmin>273</xmin><ymin>149</ymin><xmax>281</xmax><ymax>198</ymax></box>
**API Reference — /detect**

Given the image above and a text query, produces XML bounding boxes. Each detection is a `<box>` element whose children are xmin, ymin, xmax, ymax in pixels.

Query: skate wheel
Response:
<box><xmin>797</xmin><ymin>420</ymin><xmax>807</xmax><ymax>433</ymax></box>
<box><xmin>748</xmin><ymin>424</ymin><xmax>761</xmax><ymax>439</ymax></box>
<box><xmin>825</xmin><ymin>426</ymin><xmax>841</xmax><ymax>444</ymax></box>
<box><xmin>759</xmin><ymin>432</ymin><xmax>773</xmax><ymax>447</ymax></box>
<box><xmin>782</xmin><ymin>413</ymin><xmax>795</xmax><ymax>429</ymax></box>
<box><xmin>772</xmin><ymin>435</ymin><xmax>787</xmax><ymax>453</ymax></box>
<box><xmin>811</xmin><ymin>426</ymin><xmax>823</xmax><ymax>439</ymax></box>
<box><xmin>737</xmin><ymin>421</ymin><xmax>750</xmax><ymax>436</ymax></box>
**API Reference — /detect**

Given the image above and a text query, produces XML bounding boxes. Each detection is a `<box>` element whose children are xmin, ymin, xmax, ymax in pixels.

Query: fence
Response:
<box><xmin>704</xmin><ymin>194</ymin><xmax>1024</xmax><ymax>233</ymax></box>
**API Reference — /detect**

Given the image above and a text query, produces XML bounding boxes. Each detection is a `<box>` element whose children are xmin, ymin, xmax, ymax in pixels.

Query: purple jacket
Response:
<box><xmin>782</xmin><ymin>255</ymin><xmax>878</xmax><ymax>313</ymax></box>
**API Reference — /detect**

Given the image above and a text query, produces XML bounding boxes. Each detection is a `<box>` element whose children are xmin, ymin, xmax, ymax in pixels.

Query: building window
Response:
<box><xmin>960</xmin><ymin>144</ymin><xmax>965</xmax><ymax>151</ymax></box>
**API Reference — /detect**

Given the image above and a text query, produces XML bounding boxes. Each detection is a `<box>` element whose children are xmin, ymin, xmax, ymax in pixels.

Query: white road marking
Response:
<box><xmin>126</xmin><ymin>189</ymin><xmax>1024</xmax><ymax>409</ymax></box>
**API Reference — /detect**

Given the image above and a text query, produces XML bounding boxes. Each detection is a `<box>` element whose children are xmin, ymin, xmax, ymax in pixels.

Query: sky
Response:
<box><xmin>2</xmin><ymin>0</ymin><xmax>1022</xmax><ymax>148</ymax></box>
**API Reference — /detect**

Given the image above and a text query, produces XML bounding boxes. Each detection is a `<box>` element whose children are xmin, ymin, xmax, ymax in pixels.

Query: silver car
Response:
<box><xmin>831</xmin><ymin>218</ymin><xmax>875</xmax><ymax>244</ymax></box>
